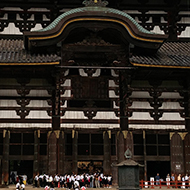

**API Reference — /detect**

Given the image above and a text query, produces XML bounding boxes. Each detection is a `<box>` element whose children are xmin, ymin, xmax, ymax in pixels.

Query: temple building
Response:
<box><xmin>0</xmin><ymin>0</ymin><xmax>190</xmax><ymax>184</ymax></box>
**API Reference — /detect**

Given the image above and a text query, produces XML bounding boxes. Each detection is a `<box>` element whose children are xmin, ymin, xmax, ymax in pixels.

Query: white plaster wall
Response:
<box><xmin>109</xmin><ymin>80</ymin><xmax>118</xmax><ymax>87</ymax></box>
<box><xmin>0</xmin><ymin>100</ymin><xmax>19</xmax><ymax>107</ymax></box>
<box><xmin>0</xmin><ymin>123</ymin><xmax>51</xmax><ymax>128</ymax></box>
<box><xmin>26</xmin><ymin>111</ymin><xmax>50</xmax><ymax>119</ymax></box>
<box><xmin>0</xmin><ymin>110</ymin><xmax>20</xmax><ymax>118</ymax></box>
<box><xmin>26</xmin><ymin>90</ymin><xmax>50</xmax><ymax>96</ymax></box>
<box><xmin>61</xmin><ymin>123</ymin><xmax>119</xmax><ymax>129</ymax></box>
<box><xmin>94</xmin><ymin>112</ymin><xmax>118</xmax><ymax>119</ymax></box>
<box><xmin>160</xmin><ymin>102</ymin><xmax>183</xmax><ymax>109</ymax></box>
<box><xmin>129</xmin><ymin>101</ymin><xmax>152</xmax><ymax>109</ymax></box>
<box><xmin>62</xmin><ymin>111</ymin><xmax>86</xmax><ymax>119</ymax></box>
<box><xmin>130</xmin><ymin>91</ymin><xmax>151</xmax><ymax>98</ymax></box>
<box><xmin>160</xmin><ymin>113</ymin><xmax>184</xmax><ymax>121</ymax></box>
<box><xmin>129</xmin><ymin>112</ymin><xmax>154</xmax><ymax>120</ymax></box>
<box><xmin>28</xmin><ymin>100</ymin><xmax>50</xmax><ymax>107</ymax></box>
<box><xmin>0</xmin><ymin>90</ymin><xmax>19</xmax><ymax>96</ymax></box>
<box><xmin>109</xmin><ymin>90</ymin><xmax>118</xmax><ymax>98</ymax></box>
<box><xmin>160</xmin><ymin>92</ymin><xmax>183</xmax><ymax>99</ymax></box>
<box><xmin>129</xmin><ymin>124</ymin><xmax>185</xmax><ymax>130</ymax></box>
<box><xmin>62</xmin><ymin>111</ymin><xmax>118</xmax><ymax>120</ymax></box>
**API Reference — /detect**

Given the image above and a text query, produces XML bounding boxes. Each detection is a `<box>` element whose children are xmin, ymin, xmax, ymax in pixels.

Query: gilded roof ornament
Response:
<box><xmin>83</xmin><ymin>0</ymin><xmax>108</xmax><ymax>7</ymax></box>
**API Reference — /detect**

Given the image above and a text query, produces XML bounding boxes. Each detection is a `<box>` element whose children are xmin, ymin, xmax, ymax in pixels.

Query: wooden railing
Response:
<box><xmin>139</xmin><ymin>180</ymin><xmax>189</xmax><ymax>189</ymax></box>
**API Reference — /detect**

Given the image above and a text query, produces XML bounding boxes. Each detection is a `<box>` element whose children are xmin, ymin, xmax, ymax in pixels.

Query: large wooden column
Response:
<box><xmin>124</xmin><ymin>131</ymin><xmax>133</xmax><ymax>155</ymax></box>
<box><xmin>2</xmin><ymin>130</ymin><xmax>9</xmax><ymax>185</ymax></box>
<box><xmin>48</xmin><ymin>131</ymin><xmax>59</xmax><ymax>175</ymax></box>
<box><xmin>58</xmin><ymin>131</ymin><xmax>65</xmax><ymax>175</ymax></box>
<box><xmin>117</xmin><ymin>131</ymin><xmax>125</xmax><ymax>163</ymax></box>
<box><xmin>52</xmin><ymin>71</ymin><xmax>60</xmax><ymax>130</ymax></box>
<box><xmin>72</xmin><ymin>130</ymin><xmax>78</xmax><ymax>174</ymax></box>
<box><xmin>143</xmin><ymin>131</ymin><xmax>147</xmax><ymax>181</ymax></box>
<box><xmin>119</xmin><ymin>72</ymin><xmax>130</xmax><ymax>130</ymax></box>
<box><xmin>184</xmin><ymin>133</ymin><xmax>190</xmax><ymax>174</ymax></box>
<box><xmin>33</xmin><ymin>130</ymin><xmax>40</xmax><ymax>177</ymax></box>
<box><xmin>185</xmin><ymin>77</ymin><xmax>190</xmax><ymax>132</ymax></box>
<box><xmin>170</xmin><ymin>132</ymin><xmax>185</xmax><ymax>174</ymax></box>
<box><xmin>103</xmin><ymin>131</ymin><xmax>111</xmax><ymax>175</ymax></box>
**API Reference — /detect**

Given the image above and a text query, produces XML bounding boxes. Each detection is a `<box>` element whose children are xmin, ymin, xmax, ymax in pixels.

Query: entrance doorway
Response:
<box><xmin>9</xmin><ymin>160</ymin><xmax>33</xmax><ymax>184</ymax></box>
<box><xmin>147</xmin><ymin>161</ymin><xmax>170</xmax><ymax>180</ymax></box>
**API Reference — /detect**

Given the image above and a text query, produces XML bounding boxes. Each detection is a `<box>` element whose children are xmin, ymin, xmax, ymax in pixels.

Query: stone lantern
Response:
<box><xmin>116</xmin><ymin>148</ymin><xmax>143</xmax><ymax>190</ymax></box>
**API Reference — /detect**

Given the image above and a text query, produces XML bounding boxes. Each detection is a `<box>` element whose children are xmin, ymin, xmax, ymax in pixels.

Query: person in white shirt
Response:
<box><xmin>16</xmin><ymin>182</ymin><xmax>20</xmax><ymax>190</ymax></box>
<box><xmin>74</xmin><ymin>180</ymin><xmax>80</xmax><ymax>190</ymax></box>
<box><xmin>20</xmin><ymin>183</ymin><xmax>25</xmax><ymax>190</ymax></box>
<box><xmin>34</xmin><ymin>174</ymin><xmax>39</xmax><ymax>188</ymax></box>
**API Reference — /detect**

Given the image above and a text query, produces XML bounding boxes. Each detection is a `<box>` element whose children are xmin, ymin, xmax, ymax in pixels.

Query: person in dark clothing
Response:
<box><xmin>155</xmin><ymin>173</ymin><xmax>160</xmax><ymax>185</ymax></box>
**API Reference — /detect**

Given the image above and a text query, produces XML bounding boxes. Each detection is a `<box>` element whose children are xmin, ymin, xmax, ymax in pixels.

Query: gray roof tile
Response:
<box><xmin>0</xmin><ymin>39</ymin><xmax>61</xmax><ymax>65</ymax></box>
<box><xmin>130</xmin><ymin>42</ymin><xmax>190</xmax><ymax>68</ymax></box>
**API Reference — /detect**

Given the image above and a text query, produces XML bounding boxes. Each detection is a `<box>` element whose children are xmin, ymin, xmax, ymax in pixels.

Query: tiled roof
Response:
<box><xmin>130</xmin><ymin>42</ymin><xmax>190</xmax><ymax>68</ymax></box>
<box><xmin>1</xmin><ymin>39</ymin><xmax>189</xmax><ymax>69</ymax></box>
<box><xmin>38</xmin><ymin>6</ymin><xmax>153</xmax><ymax>35</ymax></box>
<box><xmin>0</xmin><ymin>39</ymin><xmax>61</xmax><ymax>65</ymax></box>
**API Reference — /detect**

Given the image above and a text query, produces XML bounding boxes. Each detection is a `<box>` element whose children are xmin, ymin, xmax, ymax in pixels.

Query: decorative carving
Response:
<box><xmin>83</xmin><ymin>0</ymin><xmax>108</xmax><ymax>7</ymax></box>
<box><xmin>149</xmin><ymin>110</ymin><xmax>163</xmax><ymax>122</ymax></box>
<box><xmin>3</xmin><ymin>130</ymin><xmax>10</xmax><ymax>138</ymax></box>
<box><xmin>60</xmin><ymin>110</ymin><xmax>66</xmax><ymax>116</ymax></box>
<box><xmin>84</xmin><ymin>109</ymin><xmax>97</xmax><ymax>119</ymax></box>
<box><xmin>47</xmin><ymin>99</ymin><xmax>52</xmax><ymax>106</ymax></box>
<box><xmin>54</xmin><ymin>130</ymin><xmax>60</xmax><ymax>139</ymax></box>
<box><xmin>122</xmin><ymin>131</ymin><xmax>128</xmax><ymax>139</ymax></box>
<box><xmin>16</xmin><ymin>98</ymin><xmax>30</xmax><ymax>106</ymax></box>
<box><xmin>149</xmin><ymin>89</ymin><xmax>163</xmax><ymax>122</ymax></box>
<box><xmin>16</xmin><ymin>107</ymin><xmax>30</xmax><ymax>119</ymax></box>
<box><xmin>72</xmin><ymin>130</ymin><xmax>78</xmax><ymax>139</ymax></box>
<box><xmin>15</xmin><ymin>98</ymin><xmax>30</xmax><ymax>119</ymax></box>
<box><xmin>75</xmin><ymin>33</ymin><xmax>112</xmax><ymax>46</ymax></box>
<box><xmin>103</xmin><ymin>130</ymin><xmax>111</xmax><ymax>139</ymax></box>
<box><xmin>83</xmin><ymin>100</ymin><xmax>97</xmax><ymax>119</ymax></box>
<box><xmin>114</xmin><ymin>110</ymin><xmax>120</xmax><ymax>117</ymax></box>
<box><xmin>47</xmin><ymin>109</ymin><xmax>52</xmax><ymax>116</ymax></box>
<box><xmin>16</xmin><ymin>89</ymin><xmax>30</xmax><ymax>96</ymax></box>
<box><xmin>83</xmin><ymin>68</ymin><xmax>97</xmax><ymax>77</ymax></box>
<box><xmin>179</xmin><ymin>132</ymin><xmax>188</xmax><ymax>140</ymax></box>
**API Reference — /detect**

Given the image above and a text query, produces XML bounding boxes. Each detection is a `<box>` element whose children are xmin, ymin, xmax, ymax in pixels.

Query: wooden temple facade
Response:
<box><xmin>0</xmin><ymin>0</ymin><xmax>190</xmax><ymax>184</ymax></box>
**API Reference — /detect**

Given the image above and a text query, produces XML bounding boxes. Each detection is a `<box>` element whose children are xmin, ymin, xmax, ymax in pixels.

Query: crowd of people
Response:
<box><xmin>34</xmin><ymin>173</ymin><xmax>113</xmax><ymax>189</ymax></box>
<box><xmin>153</xmin><ymin>173</ymin><xmax>190</xmax><ymax>188</ymax></box>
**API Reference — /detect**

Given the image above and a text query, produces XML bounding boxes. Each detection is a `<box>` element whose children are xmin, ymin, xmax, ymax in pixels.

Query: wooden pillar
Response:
<box><xmin>48</xmin><ymin>131</ymin><xmax>59</xmax><ymax>175</ymax></box>
<box><xmin>184</xmin><ymin>133</ymin><xmax>190</xmax><ymax>174</ymax></box>
<box><xmin>52</xmin><ymin>72</ymin><xmax>60</xmax><ymax>130</ymax></box>
<box><xmin>117</xmin><ymin>131</ymin><xmax>125</xmax><ymax>163</ymax></box>
<box><xmin>185</xmin><ymin>77</ymin><xmax>190</xmax><ymax>132</ymax></box>
<box><xmin>170</xmin><ymin>132</ymin><xmax>185</xmax><ymax>174</ymax></box>
<box><xmin>103</xmin><ymin>131</ymin><xmax>111</xmax><ymax>175</ymax></box>
<box><xmin>72</xmin><ymin>130</ymin><xmax>78</xmax><ymax>174</ymax></box>
<box><xmin>58</xmin><ymin>131</ymin><xmax>65</xmax><ymax>175</ymax></box>
<box><xmin>33</xmin><ymin>130</ymin><xmax>39</xmax><ymax>177</ymax></box>
<box><xmin>124</xmin><ymin>131</ymin><xmax>133</xmax><ymax>156</ymax></box>
<box><xmin>2</xmin><ymin>130</ymin><xmax>9</xmax><ymax>185</ymax></box>
<box><xmin>119</xmin><ymin>72</ymin><xmax>130</xmax><ymax>130</ymax></box>
<box><xmin>143</xmin><ymin>131</ymin><xmax>147</xmax><ymax>181</ymax></box>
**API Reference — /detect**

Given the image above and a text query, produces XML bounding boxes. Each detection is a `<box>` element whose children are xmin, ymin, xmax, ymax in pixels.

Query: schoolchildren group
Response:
<box><xmin>34</xmin><ymin>173</ymin><xmax>113</xmax><ymax>189</ymax></box>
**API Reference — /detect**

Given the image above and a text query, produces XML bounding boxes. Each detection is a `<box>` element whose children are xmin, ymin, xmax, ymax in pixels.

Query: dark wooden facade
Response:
<box><xmin>0</xmin><ymin>0</ymin><xmax>190</xmax><ymax>185</ymax></box>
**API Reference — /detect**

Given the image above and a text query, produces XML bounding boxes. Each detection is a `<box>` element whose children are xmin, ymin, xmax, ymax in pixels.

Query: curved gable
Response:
<box><xmin>24</xmin><ymin>2</ymin><xmax>168</xmax><ymax>52</ymax></box>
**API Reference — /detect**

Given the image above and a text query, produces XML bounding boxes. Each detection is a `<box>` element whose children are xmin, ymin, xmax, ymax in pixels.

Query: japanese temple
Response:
<box><xmin>0</xmin><ymin>0</ymin><xmax>190</xmax><ymax>184</ymax></box>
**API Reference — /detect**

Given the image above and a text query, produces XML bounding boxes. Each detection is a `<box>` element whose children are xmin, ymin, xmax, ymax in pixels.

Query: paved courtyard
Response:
<box><xmin>0</xmin><ymin>184</ymin><xmax>182</xmax><ymax>190</ymax></box>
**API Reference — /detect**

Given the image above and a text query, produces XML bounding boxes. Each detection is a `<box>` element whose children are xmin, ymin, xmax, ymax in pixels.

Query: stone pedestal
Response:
<box><xmin>116</xmin><ymin>159</ymin><xmax>143</xmax><ymax>190</ymax></box>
